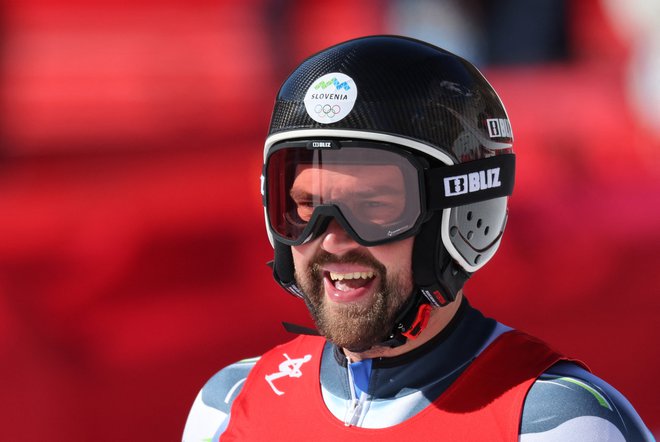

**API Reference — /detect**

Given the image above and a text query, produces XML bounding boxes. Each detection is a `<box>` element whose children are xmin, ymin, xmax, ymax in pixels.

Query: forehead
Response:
<box><xmin>292</xmin><ymin>164</ymin><xmax>405</xmax><ymax>191</ymax></box>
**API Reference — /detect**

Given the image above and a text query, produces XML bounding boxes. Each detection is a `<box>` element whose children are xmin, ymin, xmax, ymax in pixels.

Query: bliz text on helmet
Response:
<box><xmin>486</xmin><ymin>118</ymin><xmax>512</xmax><ymax>138</ymax></box>
<box><xmin>444</xmin><ymin>168</ymin><xmax>502</xmax><ymax>197</ymax></box>
<box><xmin>306</xmin><ymin>140</ymin><xmax>340</xmax><ymax>149</ymax></box>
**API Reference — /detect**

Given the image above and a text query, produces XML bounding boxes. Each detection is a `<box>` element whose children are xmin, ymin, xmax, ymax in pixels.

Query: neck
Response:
<box><xmin>343</xmin><ymin>291</ymin><xmax>464</xmax><ymax>362</ymax></box>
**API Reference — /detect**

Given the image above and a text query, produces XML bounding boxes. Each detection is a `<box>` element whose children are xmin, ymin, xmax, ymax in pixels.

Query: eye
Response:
<box><xmin>294</xmin><ymin>199</ymin><xmax>315</xmax><ymax>222</ymax></box>
<box><xmin>357</xmin><ymin>200</ymin><xmax>398</xmax><ymax>219</ymax></box>
<box><xmin>295</xmin><ymin>199</ymin><xmax>314</xmax><ymax>208</ymax></box>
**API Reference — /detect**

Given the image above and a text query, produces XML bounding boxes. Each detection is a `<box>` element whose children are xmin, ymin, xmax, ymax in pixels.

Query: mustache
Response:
<box><xmin>310</xmin><ymin>250</ymin><xmax>387</xmax><ymax>274</ymax></box>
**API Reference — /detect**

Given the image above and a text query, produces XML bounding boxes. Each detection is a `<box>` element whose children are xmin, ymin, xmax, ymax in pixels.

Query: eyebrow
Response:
<box><xmin>289</xmin><ymin>185</ymin><xmax>403</xmax><ymax>201</ymax></box>
<box><xmin>351</xmin><ymin>185</ymin><xmax>405</xmax><ymax>197</ymax></box>
<box><xmin>289</xmin><ymin>188</ymin><xmax>314</xmax><ymax>201</ymax></box>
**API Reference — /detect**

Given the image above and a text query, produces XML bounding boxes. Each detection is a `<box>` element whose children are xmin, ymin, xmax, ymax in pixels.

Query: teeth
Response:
<box><xmin>329</xmin><ymin>271</ymin><xmax>374</xmax><ymax>281</ymax></box>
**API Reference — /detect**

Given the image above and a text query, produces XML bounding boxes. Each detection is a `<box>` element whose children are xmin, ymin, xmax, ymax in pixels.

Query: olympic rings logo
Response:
<box><xmin>314</xmin><ymin>104</ymin><xmax>341</xmax><ymax>118</ymax></box>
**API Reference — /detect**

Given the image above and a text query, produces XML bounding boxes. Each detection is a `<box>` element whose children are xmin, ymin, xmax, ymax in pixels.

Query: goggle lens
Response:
<box><xmin>265</xmin><ymin>145</ymin><xmax>422</xmax><ymax>245</ymax></box>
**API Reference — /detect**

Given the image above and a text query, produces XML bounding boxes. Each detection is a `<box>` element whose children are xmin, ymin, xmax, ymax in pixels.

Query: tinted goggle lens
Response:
<box><xmin>265</xmin><ymin>145</ymin><xmax>423</xmax><ymax>245</ymax></box>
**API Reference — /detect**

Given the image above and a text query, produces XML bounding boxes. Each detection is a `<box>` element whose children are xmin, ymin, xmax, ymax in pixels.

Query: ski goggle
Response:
<box><xmin>263</xmin><ymin>139</ymin><xmax>515</xmax><ymax>246</ymax></box>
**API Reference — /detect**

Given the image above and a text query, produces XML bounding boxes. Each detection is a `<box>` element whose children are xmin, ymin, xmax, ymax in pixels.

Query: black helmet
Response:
<box><xmin>262</xmin><ymin>35</ymin><xmax>515</xmax><ymax>345</ymax></box>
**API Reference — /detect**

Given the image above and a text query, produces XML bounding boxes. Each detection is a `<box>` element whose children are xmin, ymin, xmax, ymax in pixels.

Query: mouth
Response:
<box><xmin>323</xmin><ymin>269</ymin><xmax>377</xmax><ymax>303</ymax></box>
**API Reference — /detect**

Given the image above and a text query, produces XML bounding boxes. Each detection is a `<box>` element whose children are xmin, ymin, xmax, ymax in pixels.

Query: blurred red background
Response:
<box><xmin>0</xmin><ymin>0</ymin><xmax>658</xmax><ymax>440</ymax></box>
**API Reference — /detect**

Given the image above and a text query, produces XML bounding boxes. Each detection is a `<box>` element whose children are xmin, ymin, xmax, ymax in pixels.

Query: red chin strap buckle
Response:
<box><xmin>401</xmin><ymin>303</ymin><xmax>432</xmax><ymax>340</ymax></box>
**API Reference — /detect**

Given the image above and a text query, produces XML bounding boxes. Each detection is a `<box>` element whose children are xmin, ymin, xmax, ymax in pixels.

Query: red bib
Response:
<box><xmin>222</xmin><ymin>330</ymin><xmax>577</xmax><ymax>441</ymax></box>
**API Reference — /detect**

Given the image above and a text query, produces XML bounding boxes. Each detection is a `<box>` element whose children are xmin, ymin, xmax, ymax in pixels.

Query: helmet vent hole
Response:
<box><xmin>484</xmin><ymin>226</ymin><xmax>490</xmax><ymax>236</ymax></box>
<box><xmin>477</xmin><ymin>219</ymin><xmax>483</xmax><ymax>228</ymax></box>
<box><xmin>467</xmin><ymin>211</ymin><xmax>473</xmax><ymax>221</ymax></box>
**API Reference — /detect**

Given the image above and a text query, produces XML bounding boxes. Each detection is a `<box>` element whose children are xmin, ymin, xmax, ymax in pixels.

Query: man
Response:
<box><xmin>183</xmin><ymin>36</ymin><xmax>653</xmax><ymax>441</ymax></box>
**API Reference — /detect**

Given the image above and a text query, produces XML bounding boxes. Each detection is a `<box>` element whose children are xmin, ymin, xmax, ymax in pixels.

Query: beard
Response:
<box><xmin>295</xmin><ymin>250</ymin><xmax>412</xmax><ymax>352</ymax></box>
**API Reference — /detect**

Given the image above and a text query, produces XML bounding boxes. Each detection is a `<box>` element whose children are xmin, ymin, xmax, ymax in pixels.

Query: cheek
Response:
<box><xmin>291</xmin><ymin>243</ymin><xmax>313</xmax><ymax>272</ymax></box>
<box><xmin>371</xmin><ymin>237</ymin><xmax>414</xmax><ymax>272</ymax></box>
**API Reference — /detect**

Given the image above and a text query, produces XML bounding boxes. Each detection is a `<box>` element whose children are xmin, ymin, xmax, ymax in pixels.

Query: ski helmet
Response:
<box><xmin>261</xmin><ymin>35</ymin><xmax>515</xmax><ymax>344</ymax></box>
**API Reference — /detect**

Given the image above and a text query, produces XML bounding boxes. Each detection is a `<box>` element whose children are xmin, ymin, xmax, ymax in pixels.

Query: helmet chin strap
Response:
<box><xmin>377</xmin><ymin>289</ymin><xmax>432</xmax><ymax>347</ymax></box>
<box><xmin>270</xmin><ymin>210</ymin><xmax>471</xmax><ymax>348</ymax></box>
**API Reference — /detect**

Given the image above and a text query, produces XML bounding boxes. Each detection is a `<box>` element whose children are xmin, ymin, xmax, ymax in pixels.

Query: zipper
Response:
<box><xmin>344</xmin><ymin>356</ymin><xmax>363</xmax><ymax>426</ymax></box>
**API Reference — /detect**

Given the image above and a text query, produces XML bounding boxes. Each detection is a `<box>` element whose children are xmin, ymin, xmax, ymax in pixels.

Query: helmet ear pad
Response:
<box><xmin>444</xmin><ymin>197</ymin><xmax>509</xmax><ymax>272</ymax></box>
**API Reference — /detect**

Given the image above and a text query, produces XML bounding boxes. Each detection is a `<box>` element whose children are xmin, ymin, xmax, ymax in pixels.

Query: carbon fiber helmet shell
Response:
<box><xmin>264</xmin><ymin>35</ymin><xmax>514</xmax><ymax>304</ymax></box>
<box><xmin>268</xmin><ymin>35</ymin><xmax>513</xmax><ymax>162</ymax></box>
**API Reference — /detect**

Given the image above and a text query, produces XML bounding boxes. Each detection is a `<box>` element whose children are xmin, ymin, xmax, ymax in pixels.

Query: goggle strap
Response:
<box><xmin>426</xmin><ymin>154</ymin><xmax>515</xmax><ymax>209</ymax></box>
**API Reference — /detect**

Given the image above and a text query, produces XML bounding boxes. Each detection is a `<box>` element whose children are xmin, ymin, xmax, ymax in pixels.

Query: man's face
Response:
<box><xmin>290</xmin><ymin>164</ymin><xmax>415</xmax><ymax>352</ymax></box>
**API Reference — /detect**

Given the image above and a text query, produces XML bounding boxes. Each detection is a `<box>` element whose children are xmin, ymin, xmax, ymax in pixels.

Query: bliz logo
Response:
<box><xmin>486</xmin><ymin>118</ymin><xmax>512</xmax><ymax>138</ymax></box>
<box><xmin>444</xmin><ymin>167</ymin><xmax>502</xmax><ymax>196</ymax></box>
<box><xmin>314</xmin><ymin>77</ymin><xmax>351</xmax><ymax>91</ymax></box>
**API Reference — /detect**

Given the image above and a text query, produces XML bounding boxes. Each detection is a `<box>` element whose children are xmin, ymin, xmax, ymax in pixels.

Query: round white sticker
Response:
<box><xmin>304</xmin><ymin>72</ymin><xmax>357</xmax><ymax>124</ymax></box>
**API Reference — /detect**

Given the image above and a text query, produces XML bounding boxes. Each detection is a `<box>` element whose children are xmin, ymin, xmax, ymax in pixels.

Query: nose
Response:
<box><xmin>320</xmin><ymin>219</ymin><xmax>361</xmax><ymax>255</ymax></box>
